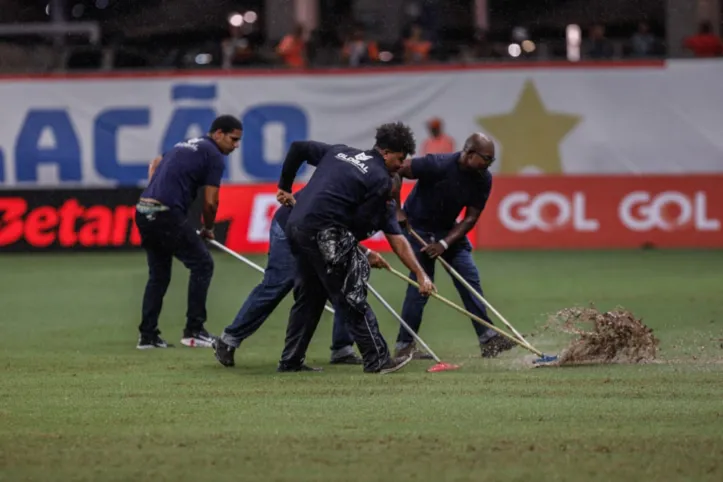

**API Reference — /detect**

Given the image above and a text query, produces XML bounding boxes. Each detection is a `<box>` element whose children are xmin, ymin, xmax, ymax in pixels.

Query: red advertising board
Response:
<box><xmin>216</xmin><ymin>183</ymin><xmax>477</xmax><ymax>253</ymax></box>
<box><xmin>2</xmin><ymin>176</ymin><xmax>721</xmax><ymax>252</ymax></box>
<box><xmin>0</xmin><ymin>189</ymin><xmax>143</xmax><ymax>251</ymax></box>
<box><xmin>476</xmin><ymin>176</ymin><xmax>723</xmax><ymax>249</ymax></box>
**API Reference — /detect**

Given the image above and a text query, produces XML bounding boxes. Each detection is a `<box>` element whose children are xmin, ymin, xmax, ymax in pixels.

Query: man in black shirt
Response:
<box><xmin>395</xmin><ymin>133</ymin><xmax>516</xmax><ymax>359</ymax></box>
<box><xmin>276</xmin><ymin>123</ymin><xmax>435</xmax><ymax>374</ymax></box>
<box><xmin>135</xmin><ymin>115</ymin><xmax>242</xmax><ymax>349</ymax></box>
<box><xmin>212</xmin><ymin>188</ymin><xmax>362</xmax><ymax>368</ymax></box>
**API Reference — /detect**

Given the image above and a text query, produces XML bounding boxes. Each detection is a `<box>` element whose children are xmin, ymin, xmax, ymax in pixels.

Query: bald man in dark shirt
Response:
<box><xmin>395</xmin><ymin>133</ymin><xmax>516</xmax><ymax>359</ymax></box>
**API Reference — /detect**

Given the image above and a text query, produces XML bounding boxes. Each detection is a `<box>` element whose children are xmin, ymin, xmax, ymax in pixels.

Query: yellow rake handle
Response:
<box><xmin>408</xmin><ymin>229</ymin><xmax>538</xmax><ymax>353</ymax></box>
<box><xmin>386</xmin><ymin>267</ymin><xmax>543</xmax><ymax>357</ymax></box>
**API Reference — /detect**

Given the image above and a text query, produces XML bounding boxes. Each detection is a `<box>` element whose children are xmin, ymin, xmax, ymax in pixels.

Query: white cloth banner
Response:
<box><xmin>1</xmin><ymin>60</ymin><xmax>722</xmax><ymax>187</ymax></box>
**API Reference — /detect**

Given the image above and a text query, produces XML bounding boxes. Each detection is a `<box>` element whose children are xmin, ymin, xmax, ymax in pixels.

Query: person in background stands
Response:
<box><xmin>586</xmin><ymin>24</ymin><xmax>614</xmax><ymax>59</ymax></box>
<box><xmin>421</xmin><ymin>118</ymin><xmax>455</xmax><ymax>155</ymax></box>
<box><xmin>277</xmin><ymin>23</ymin><xmax>307</xmax><ymax>68</ymax></box>
<box><xmin>683</xmin><ymin>22</ymin><xmax>723</xmax><ymax>58</ymax></box>
<box><xmin>631</xmin><ymin>22</ymin><xmax>657</xmax><ymax>57</ymax></box>
<box><xmin>403</xmin><ymin>24</ymin><xmax>432</xmax><ymax>64</ymax></box>
<box><xmin>342</xmin><ymin>25</ymin><xmax>379</xmax><ymax>66</ymax></box>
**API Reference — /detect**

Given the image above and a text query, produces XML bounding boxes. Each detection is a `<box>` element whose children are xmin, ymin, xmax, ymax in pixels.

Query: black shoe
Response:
<box><xmin>137</xmin><ymin>334</ymin><xmax>173</xmax><ymax>349</ymax></box>
<box><xmin>365</xmin><ymin>354</ymin><xmax>413</xmax><ymax>374</ymax></box>
<box><xmin>181</xmin><ymin>328</ymin><xmax>216</xmax><ymax>348</ymax></box>
<box><xmin>213</xmin><ymin>339</ymin><xmax>236</xmax><ymax>367</ymax></box>
<box><xmin>481</xmin><ymin>335</ymin><xmax>517</xmax><ymax>358</ymax></box>
<box><xmin>277</xmin><ymin>362</ymin><xmax>323</xmax><ymax>373</ymax></box>
<box><xmin>329</xmin><ymin>353</ymin><xmax>363</xmax><ymax>365</ymax></box>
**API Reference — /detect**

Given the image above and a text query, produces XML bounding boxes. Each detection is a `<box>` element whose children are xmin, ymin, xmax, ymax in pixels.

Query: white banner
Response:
<box><xmin>1</xmin><ymin>60</ymin><xmax>722</xmax><ymax>187</ymax></box>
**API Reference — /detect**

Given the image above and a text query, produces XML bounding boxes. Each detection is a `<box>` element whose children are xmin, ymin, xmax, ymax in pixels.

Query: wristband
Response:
<box><xmin>439</xmin><ymin>239</ymin><xmax>449</xmax><ymax>250</ymax></box>
<box><xmin>362</xmin><ymin>247</ymin><xmax>371</xmax><ymax>256</ymax></box>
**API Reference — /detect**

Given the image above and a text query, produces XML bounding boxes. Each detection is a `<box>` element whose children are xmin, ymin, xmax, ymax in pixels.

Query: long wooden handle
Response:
<box><xmin>387</xmin><ymin>266</ymin><xmax>543</xmax><ymax>357</ymax></box>
<box><xmin>408</xmin><ymin>229</ymin><xmax>538</xmax><ymax>352</ymax></box>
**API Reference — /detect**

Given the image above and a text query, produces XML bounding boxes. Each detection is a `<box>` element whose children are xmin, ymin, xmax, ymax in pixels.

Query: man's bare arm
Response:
<box><xmin>148</xmin><ymin>156</ymin><xmax>162</xmax><ymax>180</ymax></box>
<box><xmin>202</xmin><ymin>185</ymin><xmax>220</xmax><ymax>232</ymax></box>
<box><xmin>397</xmin><ymin>158</ymin><xmax>415</xmax><ymax>179</ymax></box>
<box><xmin>386</xmin><ymin>234</ymin><xmax>435</xmax><ymax>295</ymax></box>
<box><xmin>442</xmin><ymin>207</ymin><xmax>481</xmax><ymax>247</ymax></box>
<box><xmin>393</xmin><ymin>185</ymin><xmax>408</xmax><ymax>230</ymax></box>
<box><xmin>418</xmin><ymin>206</ymin><xmax>482</xmax><ymax>259</ymax></box>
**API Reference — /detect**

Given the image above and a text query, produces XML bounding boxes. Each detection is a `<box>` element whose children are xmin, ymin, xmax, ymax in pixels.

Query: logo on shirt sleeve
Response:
<box><xmin>335</xmin><ymin>152</ymin><xmax>372</xmax><ymax>174</ymax></box>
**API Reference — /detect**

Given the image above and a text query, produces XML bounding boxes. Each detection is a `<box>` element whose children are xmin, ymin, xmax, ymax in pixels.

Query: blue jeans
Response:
<box><xmin>396</xmin><ymin>228</ymin><xmax>497</xmax><ymax>347</ymax></box>
<box><xmin>221</xmin><ymin>220</ymin><xmax>355</xmax><ymax>353</ymax></box>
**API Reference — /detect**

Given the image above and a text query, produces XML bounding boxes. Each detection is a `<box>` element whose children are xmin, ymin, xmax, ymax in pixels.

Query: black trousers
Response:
<box><xmin>280</xmin><ymin>225</ymin><xmax>390</xmax><ymax>372</ymax></box>
<box><xmin>135</xmin><ymin>209</ymin><xmax>214</xmax><ymax>337</ymax></box>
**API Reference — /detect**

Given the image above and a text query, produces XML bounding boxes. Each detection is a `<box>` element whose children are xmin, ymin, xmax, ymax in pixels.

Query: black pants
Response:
<box><xmin>135</xmin><ymin>209</ymin><xmax>214</xmax><ymax>337</ymax></box>
<box><xmin>280</xmin><ymin>225</ymin><xmax>390</xmax><ymax>372</ymax></box>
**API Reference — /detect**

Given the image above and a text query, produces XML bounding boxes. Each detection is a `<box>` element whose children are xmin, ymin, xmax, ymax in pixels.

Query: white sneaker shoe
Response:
<box><xmin>181</xmin><ymin>329</ymin><xmax>216</xmax><ymax>348</ymax></box>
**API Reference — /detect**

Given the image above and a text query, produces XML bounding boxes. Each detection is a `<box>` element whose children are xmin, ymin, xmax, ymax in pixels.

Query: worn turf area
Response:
<box><xmin>1</xmin><ymin>250</ymin><xmax>722</xmax><ymax>481</ymax></box>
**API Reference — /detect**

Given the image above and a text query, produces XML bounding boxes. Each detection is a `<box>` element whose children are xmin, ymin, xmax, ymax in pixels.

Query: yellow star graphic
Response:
<box><xmin>476</xmin><ymin>80</ymin><xmax>581</xmax><ymax>174</ymax></box>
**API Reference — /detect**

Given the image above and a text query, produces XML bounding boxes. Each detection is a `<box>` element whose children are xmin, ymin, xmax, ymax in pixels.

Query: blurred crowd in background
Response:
<box><xmin>0</xmin><ymin>0</ymin><xmax>721</xmax><ymax>72</ymax></box>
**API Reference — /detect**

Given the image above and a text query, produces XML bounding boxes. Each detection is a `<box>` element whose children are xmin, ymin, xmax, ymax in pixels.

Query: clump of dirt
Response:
<box><xmin>544</xmin><ymin>306</ymin><xmax>660</xmax><ymax>365</ymax></box>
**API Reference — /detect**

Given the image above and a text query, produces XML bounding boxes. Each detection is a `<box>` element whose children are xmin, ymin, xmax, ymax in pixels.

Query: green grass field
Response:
<box><xmin>1</xmin><ymin>249</ymin><xmax>722</xmax><ymax>482</ymax></box>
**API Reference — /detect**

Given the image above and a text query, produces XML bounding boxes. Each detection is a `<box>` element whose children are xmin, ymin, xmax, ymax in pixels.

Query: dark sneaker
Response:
<box><xmin>137</xmin><ymin>334</ymin><xmax>173</xmax><ymax>349</ymax></box>
<box><xmin>213</xmin><ymin>338</ymin><xmax>236</xmax><ymax>367</ymax></box>
<box><xmin>329</xmin><ymin>353</ymin><xmax>363</xmax><ymax>365</ymax></box>
<box><xmin>277</xmin><ymin>362</ymin><xmax>323</xmax><ymax>373</ymax></box>
<box><xmin>481</xmin><ymin>335</ymin><xmax>517</xmax><ymax>358</ymax></box>
<box><xmin>376</xmin><ymin>354</ymin><xmax>413</xmax><ymax>374</ymax></box>
<box><xmin>395</xmin><ymin>342</ymin><xmax>434</xmax><ymax>360</ymax></box>
<box><xmin>181</xmin><ymin>328</ymin><xmax>216</xmax><ymax>348</ymax></box>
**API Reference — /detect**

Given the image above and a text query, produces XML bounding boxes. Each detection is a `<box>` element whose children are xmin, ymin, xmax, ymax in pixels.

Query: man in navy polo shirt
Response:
<box><xmin>134</xmin><ymin>115</ymin><xmax>242</xmax><ymax>349</ymax></box>
<box><xmin>395</xmin><ymin>132</ymin><xmax>516</xmax><ymax>359</ymax></box>
<box><xmin>275</xmin><ymin>123</ymin><xmax>435</xmax><ymax>374</ymax></box>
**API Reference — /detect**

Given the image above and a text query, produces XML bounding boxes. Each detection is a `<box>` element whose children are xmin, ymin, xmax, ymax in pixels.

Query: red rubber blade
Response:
<box><xmin>426</xmin><ymin>362</ymin><xmax>461</xmax><ymax>373</ymax></box>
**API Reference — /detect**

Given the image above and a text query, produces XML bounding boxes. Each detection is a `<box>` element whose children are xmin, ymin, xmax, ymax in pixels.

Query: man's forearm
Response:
<box><xmin>396</xmin><ymin>205</ymin><xmax>406</xmax><ymax>221</ymax></box>
<box><xmin>442</xmin><ymin>217</ymin><xmax>476</xmax><ymax>247</ymax></box>
<box><xmin>393</xmin><ymin>188</ymin><xmax>406</xmax><ymax>222</ymax></box>
<box><xmin>387</xmin><ymin>234</ymin><xmax>426</xmax><ymax>278</ymax></box>
<box><xmin>148</xmin><ymin>156</ymin><xmax>162</xmax><ymax>180</ymax></box>
<box><xmin>202</xmin><ymin>203</ymin><xmax>218</xmax><ymax>231</ymax></box>
<box><xmin>396</xmin><ymin>158</ymin><xmax>415</xmax><ymax>180</ymax></box>
<box><xmin>278</xmin><ymin>142</ymin><xmax>307</xmax><ymax>192</ymax></box>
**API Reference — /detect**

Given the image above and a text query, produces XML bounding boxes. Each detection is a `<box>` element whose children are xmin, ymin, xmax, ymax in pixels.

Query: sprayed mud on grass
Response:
<box><xmin>537</xmin><ymin>306</ymin><xmax>661</xmax><ymax>366</ymax></box>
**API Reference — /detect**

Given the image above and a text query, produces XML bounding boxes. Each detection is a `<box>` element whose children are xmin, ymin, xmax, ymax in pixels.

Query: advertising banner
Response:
<box><xmin>0</xmin><ymin>188</ymin><xmax>143</xmax><ymax>251</ymax></box>
<box><xmin>217</xmin><ymin>177</ymin><xmax>723</xmax><ymax>252</ymax></box>
<box><xmin>2</xmin><ymin>60</ymin><xmax>723</xmax><ymax>188</ymax></box>
<box><xmin>216</xmin><ymin>183</ymin><xmax>477</xmax><ymax>253</ymax></box>
<box><xmin>0</xmin><ymin>185</ymin><xmax>474</xmax><ymax>253</ymax></box>
<box><xmin>476</xmin><ymin>175</ymin><xmax>723</xmax><ymax>249</ymax></box>
<box><xmin>3</xmin><ymin>176</ymin><xmax>720</xmax><ymax>252</ymax></box>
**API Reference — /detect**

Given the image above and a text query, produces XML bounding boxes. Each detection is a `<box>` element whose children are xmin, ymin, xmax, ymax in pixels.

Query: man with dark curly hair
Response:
<box><xmin>212</xmin><ymin>178</ymin><xmax>406</xmax><ymax>369</ymax></box>
<box><xmin>274</xmin><ymin>122</ymin><xmax>435</xmax><ymax>374</ymax></box>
